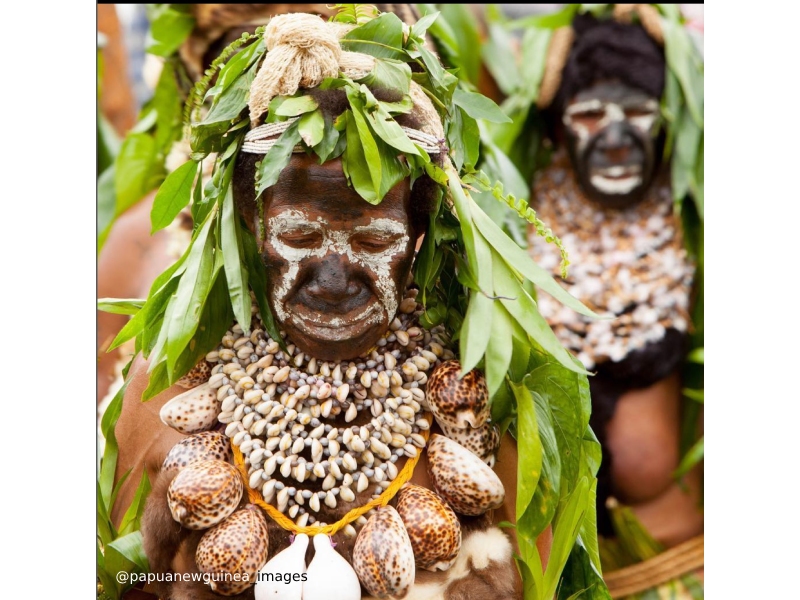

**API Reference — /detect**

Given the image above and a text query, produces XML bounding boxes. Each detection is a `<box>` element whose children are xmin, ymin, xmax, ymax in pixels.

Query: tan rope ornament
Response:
<box><xmin>232</xmin><ymin>412</ymin><xmax>434</xmax><ymax>535</ymax></box>
<box><xmin>536</xmin><ymin>26</ymin><xmax>575</xmax><ymax>110</ymax></box>
<box><xmin>249</xmin><ymin>13</ymin><xmax>342</xmax><ymax>125</ymax></box>
<box><xmin>613</xmin><ymin>4</ymin><xmax>664</xmax><ymax>45</ymax></box>
<box><xmin>604</xmin><ymin>534</ymin><xmax>704</xmax><ymax>598</ymax></box>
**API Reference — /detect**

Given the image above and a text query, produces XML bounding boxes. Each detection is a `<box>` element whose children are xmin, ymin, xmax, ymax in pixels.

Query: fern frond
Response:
<box><xmin>491</xmin><ymin>181</ymin><xmax>571</xmax><ymax>279</ymax></box>
<box><xmin>329</xmin><ymin>4</ymin><xmax>380</xmax><ymax>25</ymax></box>
<box><xmin>183</xmin><ymin>29</ymin><xmax>263</xmax><ymax>130</ymax></box>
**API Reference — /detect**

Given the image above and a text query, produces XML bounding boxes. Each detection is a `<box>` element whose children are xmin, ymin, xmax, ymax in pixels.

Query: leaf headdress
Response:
<box><xmin>108</xmin><ymin>9</ymin><xmax>596</xmax><ymax>406</ymax></box>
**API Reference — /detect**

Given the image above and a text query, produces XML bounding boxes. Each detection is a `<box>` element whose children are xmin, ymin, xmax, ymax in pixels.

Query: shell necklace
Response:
<box><xmin>205</xmin><ymin>288</ymin><xmax>455</xmax><ymax>531</ymax></box>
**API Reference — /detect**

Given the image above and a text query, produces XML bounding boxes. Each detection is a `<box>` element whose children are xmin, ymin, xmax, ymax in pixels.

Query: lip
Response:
<box><xmin>589</xmin><ymin>172</ymin><xmax>643</xmax><ymax>195</ymax></box>
<box><xmin>289</xmin><ymin>302</ymin><xmax>383</xmax><ymax>340</ymax></box>
<box><xmin>592</xmin><ymin>165</ymin><xmax>642</xmax><ymax>179</ymax></box>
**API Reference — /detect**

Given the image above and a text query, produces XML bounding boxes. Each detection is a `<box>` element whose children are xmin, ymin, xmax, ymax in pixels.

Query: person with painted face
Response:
<box><xmin>526</xmin><ymin>8</ymin><xmax>703</xmax><ymax>599</ymax></box>
<box><xmin>105</xmin><ymin>9</ymin><xmax>603</xmax><ymax>599</ymax></box>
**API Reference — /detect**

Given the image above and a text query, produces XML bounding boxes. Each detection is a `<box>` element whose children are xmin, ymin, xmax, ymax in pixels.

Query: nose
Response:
<box><xmin>596</xmin><ymin>122</ymin><xmax>633</xmax><ymax>163</ymax></box>
<box><xmin>304</xmin><ymin>253</ymin><xmax>362</xmax><ymax>305</ymax></box>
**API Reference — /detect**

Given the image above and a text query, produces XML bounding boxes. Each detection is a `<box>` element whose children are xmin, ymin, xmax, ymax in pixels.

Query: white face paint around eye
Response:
<box><xmin>266</xmin><ymin>209</ymin><xmax>411</xmax><ymax>334</ymax></box>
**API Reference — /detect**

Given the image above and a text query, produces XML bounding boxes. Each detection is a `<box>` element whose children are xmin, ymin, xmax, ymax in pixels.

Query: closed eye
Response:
<box><xmin>279</xmin><ymin>231</ymin><xmax>323</xmax><ymax>249</ymax></box>
<box><xmin>351</xmin><ymin>235</ymin><xmax>401</xmax><ymax>253</ymax></box>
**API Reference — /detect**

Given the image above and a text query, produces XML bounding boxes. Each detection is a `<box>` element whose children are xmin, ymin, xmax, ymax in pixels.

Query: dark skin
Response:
<box><xmin>562</xmin><ymin>79</ymin><xmax>661</xmax><ymax>209</ymax></box>
<box><xmin>250</xmin><ymin>155</ymin><xmax>418</xmax><ymax>361</ymax></box>
<box><xmin>115</xmin><ymin>156</ymin><xmax>539</xmax><ymax>599</ymax></box>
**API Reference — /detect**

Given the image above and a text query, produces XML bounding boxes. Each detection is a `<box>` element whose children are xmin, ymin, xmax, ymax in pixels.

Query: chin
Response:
<box><xmin>282</xmin><ymin>302</ymin><xmax>390</xmax><ymax>361</ymax></box>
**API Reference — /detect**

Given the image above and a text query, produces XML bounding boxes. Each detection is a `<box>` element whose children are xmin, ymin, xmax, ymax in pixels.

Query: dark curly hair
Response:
<box><xmin>553</xmin><ymin>13</ymin><xmax>666</xmax><ymax>115</ymax></box>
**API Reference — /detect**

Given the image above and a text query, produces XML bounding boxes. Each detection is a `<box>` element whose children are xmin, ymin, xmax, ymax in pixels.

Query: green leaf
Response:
<box><xmin>544</xmin><ymin>477</ymin><xmax>591</xmax><ymax>600</ymax></box>
<box><xmin>556</xmin><ymin>534</ymin><xmax>612</xmax><ymax>600</ymax></box>
<box><xmin>429</xmin><ymin>4</ymin><xmax>481</xmax><ymax>85</ymax></box>
<box><xmin>241</xmin><ymin>227</ymin><xmax>284</xmax><ymax>345</ymax></box>
<box><xmin>118</xmin><ymin>470</ymin><xmax>151</xmax><ymax>536</ymax></box>
<box><xmin>164</xmin><ymin>211</ymin><xmax>219</xmax><ymax>373</ymax></box>
<box><xmin>506</xmin><ymin>4</ymin><xmax>579</xmax><ymax>30</ymax></box>
<box><xmin>298</xmin><ymin>109</ymin><xmax>325</xmax><ymax>147</ymax></box>
<box><xmin>661</xmin><ymin>15</ymin><xmax>704</xmax><ymax>127</ymax></box>
<box><xmin>492</xmin><ymin>255</ymin><xmax>585</xmax><ymax>375</ymax></box>
<box><xmin>146</xmin><ymin>4</ymin><xmax>195</xmax><ymax>57</ymax></box>
<box><xmin>213</xmin><ymin>36</ymin><xmax>264</xmax><ymax>95</ymax></box>
<box><xmin>364</xmin><ymin>104</ymin><xmax>421</xmax><ymax>156</ymax></box>
<box><xmin>453</xmin><ymin>88</ymin><xmax>512</xmax><ymax>124</ymax></box>
<box><xmin>527</xmin><ymin>358</ymin><xmax>591</xmax><ymax>493</ymax></box>
<box><xmin>221</xmin><ymin>184</ymin><xmax>251</xmax><ymax>329</ymax></box>
<box><xmin>459</xmin><ymin>292</ymin><xmax>494</xmax><ymax>375</ymax></box>
<box><xmin>409</xmin><ymin>10</ymin><xmax>440</xmax><ymax>42</ymax></box>
<box><xmin>275</xmin><ymin>95</ymin><xmax>319</xmax><ymax>117</ymax></box>
<box><xmin>313</xmin><ymin>114</ymin><xmax>341</xmax><ymax>163</ymax></box>
<box><xmin>97</xmin><ymin>298</ymin><xmax>145</xmax><ymax>315</ymax></box>
<box><xmin>674</xmin><ymin>436</ymin><xmax>704</xmax><ymax>479</ymax></box>
<box><xmin>152</xmin><ymin>61</ymin><xmax>183</xmax><ymax>153</ymax></box>
<box><xmin>357</xmin><ymin>58</ymin><xmax>411</xmax><ymax>95</ymax></box>
<box><xmin>687</xmin><ymin>347</ymin><xmax>704</xmax><ymax>364</ymax></box>
<box><xmin>482</xmin><ymin>22</ymin><xmax>521</xmax><ymax>97</ymax></box>
<box><xmin>255</xmin><ymin>120</ymin><xmax>302</xmax><ymax>197</ymax></box>
<box><xmin>202</xmin><ymin>67</ymin><xmax>254</xmax><ymax>124</ymax></box>
<box><xmin>530</xmin><ymin>389</ymin><xmax>563</xmax><ymax>533</ymax></box>
<box><xmin>341</xmin><ymin>13</ymin><xmax>406</xmax><ymax>60</ymax></box>
<box><xmin>115</xmin><ymin>133</ymin><xmax>158</xmax><ymax>215</ymax></box>
<box><xmin>485</xmin><ymin>300</ymin><xmax>515</xmax><ymax>397</ymax></box>
<box><xmin>99</xmin><ymin>378</ymin><xmax>129</xmax><ymax>509</ymax></box>
<box><xmin>107</xmin><ymin>531</ymin><xmax>150</xmax><ymax>573</ymax></box>
<box><xmin>447</xmin><ymin>105</ymin><xmax>480</xmax><ymax>171</ymax></box>
<box><xmin>150</xmin><ymin>160</ymin><xmax>198</xmax><ymax>234</ymax></box>
<box><xmin>519</xmin><ymin>26</ymin><xmax>555</xmax><ymax>105</ymax></box>
<box><xmin>470</xmin><ymin>202</ymin><xmax>597</xmax><ymax>319</ymax></box>
<box><xmin>512</xmin><ymin>382</ymin><xmax>543</xmax><ymax>519</ymax></box>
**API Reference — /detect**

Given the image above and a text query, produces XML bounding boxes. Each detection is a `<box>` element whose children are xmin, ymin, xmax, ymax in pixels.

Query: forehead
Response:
<box><xmin>266</xmin><ymin>155</ymin><xmax>411</xmax><ymax>223</ymax></box>
<box><xmin>572</xmin><ymin>80</ymin><xmax>656</xmax><ymax>105</ymax></box>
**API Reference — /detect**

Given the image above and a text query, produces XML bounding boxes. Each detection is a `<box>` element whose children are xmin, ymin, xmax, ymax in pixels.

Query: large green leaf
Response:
<box><xmin>150</xmin><ymin>160</ymin><xmax>197</xmax><ymax>234</ymax></box>
<box><xmin>471</xmin><ymin>201</ymin><xmax>597</xmax><ymax>319</ymax></box>
<box><xmin>453</xmin><ymin>88</ymin><xmax>511</xmax><ymax>124</ymax></box>
<box><xmin>493</xmin><ymin>256</ymin><xmax>585</xmax><ymax>375</ymax></box>
<box><xmin>107</xmin><ymin>531</ymin><xmax>150</xmax><ymax>573</ymax></box>
<box><xmin>484</xmin><ymin>302</ymin><xmax>515</xmax><ymax>396</ymax></box>
<box><xmin>118</xmin><ymin>470</ymin><xmax>151</xmax><ymax>537</ymax></box>
<box><xmin>114</xmin><ymin>133</ymin><xmax>158</xmax><ymax>215</ymax></box>
<box><xmin>357</xmin><ymin>58</ymin><xmax>411</xmax><ymax>95</ymax></box>
<box><xmin>482</xmin><ymin>21</ymin><xmax>521</xmax><ymax>97</ymax></box>
<box><xmin>512</xmin><ymin>382</ymin><xmax>543</xmax><ymax>519</ymax></box>
<box><xmin>528</xmin><ymin>389</ymin><xmax>563</xmax><ymax>535</ymax></box>
<box><xmin>556</xmin><ymin>532</ymin><xmax>612</xmax><ymax>600</ymax></box>
<box><xmin>221</xmin><ymin>185</ymin><xmax>252</xmax><ymax>331</ymax></box>
<box><xmin>97</xmin><ymin>299</ymin><xmax>145</xmax><ymax>315</ymax></box>
<box><xmin>164</xmin><ymin>212</ymin><xmax>219</xmax><ymax>373</ymax></box>
<box><xmin>341</xmin><ymin>12</ymin><xmax>406</xmax><ymax>60</ymax></box>
<box><xmin>527</xmin><ymin>358</ymin><xmax>590</xmax><ymax>493</ymax></box>
<box><xmin>255</xmin><ymin>120</ymin><xmax>302</xmax><ymax>197</ymax></box>
<box><xmin>146</xmin><ymin>4</ymin><xmax>195</xmax><ymax>57</ymax></box>
<box><xmin>459</xmin><ymin>291</ymin><xmax>494</xmax><ymax>375</ymax></box>
<box><xmin>543</xmin><ymin>477</ymin><xmax>591</xmax><ymax>600</ymax></box>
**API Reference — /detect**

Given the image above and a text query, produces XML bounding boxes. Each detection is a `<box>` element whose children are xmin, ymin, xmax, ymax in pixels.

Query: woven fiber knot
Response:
<box><xmin>249</xmin><ymin>13</ymin><xmax>342</xmax><ymax>125</ymax></box>
<box><xmin>264</xmin><ymin>12</ymin><xmax>340</xmax><ymax>51</ymax></box>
